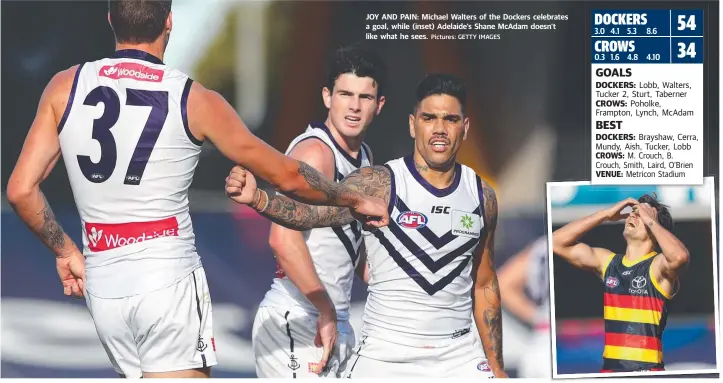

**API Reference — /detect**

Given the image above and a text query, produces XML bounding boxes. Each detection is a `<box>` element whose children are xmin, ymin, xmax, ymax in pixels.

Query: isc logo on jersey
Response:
<box><xmin>396</xmin><ymin>211</ymin><xmax>428</xmax><ymax>229</ymax></box>
<box><xmin>99</xmin><ymin>62</ymin><xmax>164</xmax><ymax>82</ymax></box>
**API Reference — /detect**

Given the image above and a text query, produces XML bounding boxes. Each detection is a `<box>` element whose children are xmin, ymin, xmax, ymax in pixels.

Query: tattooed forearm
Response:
<box><xmin>255</xmin><ymin>166</ymin><xmax>392</xmax><ymax>230</ymax></box>
<box><xmin>481</xmin><ymin>276</ymin><xmax>504</xmax><ymax>369</ymax></box>
<box><xmin>260</xmin><ymin>191</ymin><xmax>355</xmax><ymax>231</ymax></box>
<box><xmin>296</xmin><ymin>162</ymin><xmax>362</xmax><ymax>207</ymax></box>
<box><xmin>38</xmin><ymin>194</ymin><xmax>66</xmax><ymax>251</ymax></box>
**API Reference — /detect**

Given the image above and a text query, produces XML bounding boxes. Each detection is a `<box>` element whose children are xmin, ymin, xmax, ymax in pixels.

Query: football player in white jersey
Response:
<box><xmin>253</xmin><ymin>44</ymin><xmax>386</xmax><ymax>378</ymax></box>
<box><xmin>226</xmin><ymin>74</ymin><xmax>507</xmax><ymax>378</ymax></box>
<box><xmin>6</xmin><ymin>1</ymin><xmax>388</xmax><ymax>379</ymax></box>
<box><xmin>497</xmin><ymin>236</ymin><xmax>552</xmax><ymax>378</ymax></box>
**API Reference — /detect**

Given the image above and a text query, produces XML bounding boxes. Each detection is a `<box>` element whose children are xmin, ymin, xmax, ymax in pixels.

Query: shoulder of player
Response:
<box><xmin>185</xmin><ymin>82</ymin><xmax>233</xmax><ymax>126</ymax></box>
<box><xmin>591</xmin><ymin>247</ymin><xmax>616</xmax><ymax>263</ymax></box>
<box><xmin>42</xmin><ymin>65</ymin><xmax>82</xmax><ymax>115</ymax></box>
<box><xmin>361</xmin><ymin>141</ymin><xmax>374</xmax><ymax>164</ymax></box>
<box><xmin>46</xmin><ymin>65</ymin><xmax>80</xmax><ymax>98</ymax></box>
<box><xmin>287</xmin><ymin>138</ymin><xmax>335</xmax><ymax>177</ymax></box>
<box><xmin>343</xmin><ymin>165</ymin><xmax>392</xmax><ymax>198</ymax></box>
<box><xmin>476</xmin><ymin>176</ymin><xmax>497</xmax><ymax>211</ymax></box>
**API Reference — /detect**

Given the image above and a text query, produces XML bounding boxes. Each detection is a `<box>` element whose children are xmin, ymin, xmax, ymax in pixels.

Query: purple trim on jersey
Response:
<box><xmin>112</xmin><ymin>49</ymin><xmax>164</xmax><ymax>65</ymax></box>
<box><xmin>383</xmin><ymin>164</ymin><xmax>396</xmax><ymax>216</ymax></box>
<box><xmin>311</xmin><ymin>121</ymin><xmax>363</xmax><ymax>168</ymax></box>
<box><xmin>57</xmin><ymin>63</ymin><xmax>85</xmax><ymax>134</ymax></box>
<box><xmin>181</xmin><ymin>78</ymin><xmax>203</xmax><ymax>146</ymax></box>
<box><xmin>386</xmin><ymin>217</ymin><xmax>479</xmax><ymax>272</ymax></box>
<box><xmin>372</xmin><ymin>229</ymin><xmax>473</xmax><ymax>296</ymax></box>
<box><xmin>288</xmin><ymin>135</ymin><xmax>338</xmax><ymax>182</ymax></box>
<box><xmin>394</xmin><ymin>196</ymin><xmax>479</xmax><ymax>249</ymax></box>
<box><xmin>361</xmin><ymin>142</ymin><xmax>372</xmax><ymax>165</ymax></box>
<box><xmin>476</xmin><ymin>175</ymin><xmax>487</xmax><ymax>237</ymax></box>
<box><xmin>403</xmin><ymin>155</ymin><xmax>461</xmax><ymax>198</ymax></box>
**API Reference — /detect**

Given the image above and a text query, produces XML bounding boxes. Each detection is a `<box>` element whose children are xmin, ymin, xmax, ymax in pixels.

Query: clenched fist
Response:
<box><xmin>225</xmin><ymin>166</ymin><xmax>258</xmax><ymax>205</ymax></box>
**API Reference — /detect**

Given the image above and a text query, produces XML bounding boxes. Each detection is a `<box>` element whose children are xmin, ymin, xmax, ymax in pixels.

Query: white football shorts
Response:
<box><xmin>84</xmin><ymin>266</ymin><xmax>217</xmax><ymax>377</ymax></box>
<box><xmin>342</xmin><ymin>331</ymin><xmax>496</xmax><ymax>378</ymax></box>
<box><xmin>252</xmin><ymin>305</ymin><xmax>355</xmax><ymax>378</ymax></box>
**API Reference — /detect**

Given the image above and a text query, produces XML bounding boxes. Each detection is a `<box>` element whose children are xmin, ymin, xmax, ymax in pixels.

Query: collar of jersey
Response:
<box><xmin>112</xmin><ymin>49</ymin><xmax>164</xmax><ymax>65</ymax></box>
<box><xmin>622</xmin><ymin>251</ymin><xmax>657</xmax><ymax>267</ymax></box>
<box><xmin>310</xmin><ymin>121</ymin><xmax>363</xmax><ymax>168</ymax></box>
<box><xmin>403</xmin><ymin>155</ymin><xmax>462</xmax><ymax>198</ymax></box>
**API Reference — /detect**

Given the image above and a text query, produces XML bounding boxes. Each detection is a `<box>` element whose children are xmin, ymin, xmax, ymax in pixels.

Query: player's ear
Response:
<box><xmin>322</xmin><ymin>87</ymin><xmax>332</xmax><ymax>109</ymax></box>
<box><xmin>166</xmin><ymin>11</ymin><xmax>173</xmax><ymax>33</ymax></box>
<box><xmin>375</xmin><ymin>95</ymin><xmax>386</xmax><ymax>115</ymax></box>
<box><xmin>408</xmin><ymin>113</ymin><xmax>416</xmax><ymax>139</ymax></box>
<box><xmin>462</xmin><ymin>117</ymin><xmax>470</xmax><ymax>140</ymax></box>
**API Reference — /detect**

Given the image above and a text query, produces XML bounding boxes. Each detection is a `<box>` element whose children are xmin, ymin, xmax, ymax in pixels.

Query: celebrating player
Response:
<box><xmin>551</xmin><ymin>195</ymin><xmax>689</xmax><ymax>373</ymax></box>
<box><xmin>251</xmin><ymin>43</ymin><xmax>386</xmax><ymax>378</ymax></box>
<box><xmin>226</xmin><ymin>73</ymin><xmax>507</xmax><ymax>378</ymax></box>
<box><xmin>6</xmin><ymin>0</ymin><xmax>387</xmax><ymax>379</ymax></box>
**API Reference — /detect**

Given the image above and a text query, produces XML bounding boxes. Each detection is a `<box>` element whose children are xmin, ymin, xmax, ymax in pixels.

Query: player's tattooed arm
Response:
<box><xmin>252</xmin><ymin>166</ymin><xmax>392</xmax><ymax>231</ymax></box>
<box><xmin>6</xmin><ymin>66</ymin><xmax>82</xmax><ymax>260</ymax></box>
<box><xmin>10</xmin><ymin>189</ymin><xmax>80</xmax><ymax>259</ymax></box>
<box><xmin>473</xmin><ymin>180</ymin><xmax>506</xmax><ymax>377</ymax></box>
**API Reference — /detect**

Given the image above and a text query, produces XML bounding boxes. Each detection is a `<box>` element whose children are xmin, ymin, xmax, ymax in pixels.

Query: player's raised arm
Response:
<box><xmin>6</xmin><ymin>66</ymin><xmax>86</xmax><ymax>297</ymax></box>
<box><xmin>226</xmin><ymin>165</ymin><xmax>392</xmax><ymax>231</ymax></box>
<box><xmin>551</xmin><ymin>198</ymin><xmax>637</xmax><ymax>276</ymax></box>
<box><xmin>186</xmin><ymin>82</ymin><xmax>387</xmax><ymax>224</ymax></box>
<box><xmin>471</xmin><ymin>181</ymin><xmax>507</xmax><ymax>378</ymax></box>
<box><xmin>637</xmin><ymin>203</ymin><xmax>690</xmax><ymax>282</ymax></box>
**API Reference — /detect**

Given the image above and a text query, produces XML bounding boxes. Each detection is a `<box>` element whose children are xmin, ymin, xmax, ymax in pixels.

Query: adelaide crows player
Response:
<box><xmin>552</xmin><ymin>195</ymin><xmax>689</xmax><ymax>373</ymax></box>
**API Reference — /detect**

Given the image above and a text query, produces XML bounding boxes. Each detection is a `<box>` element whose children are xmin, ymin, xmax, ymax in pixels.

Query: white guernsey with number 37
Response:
<box><xmin>591</xmin><ymin>10</ymin><xmax>704</xmax><ymax>185</ymax></box>
<box><xmin>58</xmin><ymin>50</ymin><xmax>216</xmax><ymax>377</ymax></box>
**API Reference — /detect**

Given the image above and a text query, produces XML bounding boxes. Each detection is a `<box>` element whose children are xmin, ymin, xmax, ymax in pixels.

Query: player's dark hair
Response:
<box><xmin>413</xmin><ymin>73</ymin><xmax>467</xmax><ymax>114</ymax></box>
<box><xmin>638</xmin><ymin>193</ymin><xmax>674</xmax><ymax>232</ymax></box>
<box><xmin>325</xmin><ymin>43</ymin><xmax>387</xmax><ymax>98</ymax></box>
<box><xmin>108</xmin><ymin>0</ymin><xmax>172</xmax><ymax>44</ymax></box>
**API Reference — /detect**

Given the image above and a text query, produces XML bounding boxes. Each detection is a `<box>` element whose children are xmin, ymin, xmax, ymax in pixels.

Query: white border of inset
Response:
<box><xmin>546</xmin><ymin>178</ymin><xmax>720</xmax><ymax>379</ymax></box>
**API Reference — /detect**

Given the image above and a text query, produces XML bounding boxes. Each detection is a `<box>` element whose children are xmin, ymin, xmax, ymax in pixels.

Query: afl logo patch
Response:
<box><xmin>605</xmin><ymin>276</ymin><xmax>619</xmax><ymax>288</ymax></box>
<box><xmin>396</xmin><ymin>211</ymin><xmax>428</xmax><ymax>229</ymax></box>
<box><xmin>477</xmin><ymin>361</ymin><xmax>491</xmax><ymax>372</ymax></box>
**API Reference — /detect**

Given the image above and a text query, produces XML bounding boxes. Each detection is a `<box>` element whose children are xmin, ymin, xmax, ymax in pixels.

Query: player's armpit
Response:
<box><xmin>186</xmin><ymin>83</ymin><xmax>363</xmax><ymax>208</ymax></box>
<box><xmin>257</xmin><ymin>166</ymin><xmax>392</xmax><ymax>231</ymax></box>
<box><xmin>7</xmin><ymin>65</ymin><xmax>81</xmax><ymax>259</ymax></box>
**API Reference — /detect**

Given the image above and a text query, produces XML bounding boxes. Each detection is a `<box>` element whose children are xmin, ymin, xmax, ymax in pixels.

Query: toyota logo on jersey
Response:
<box><xmin>99</xmin><ymin>62</ymin><xmax>164</xmax><ymax>82</ymax></box>
<box><xmin>396</xmin><ymin>211</ymin><xmax>428</xmax><ymax>229</ymax></box>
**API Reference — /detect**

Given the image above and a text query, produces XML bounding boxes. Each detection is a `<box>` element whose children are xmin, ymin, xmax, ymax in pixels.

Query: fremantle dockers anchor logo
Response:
<box><xmin>288</xmin><ymin>355</ymin><xmax>300</xmax><ymax>371</ymax></box>
<box><xmin>197</xmin><ymin>336</ymin><xmax>208</xmax><ymax>352</ymax></box>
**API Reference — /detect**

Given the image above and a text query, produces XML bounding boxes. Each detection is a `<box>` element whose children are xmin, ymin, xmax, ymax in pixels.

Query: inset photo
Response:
<box><xmin>546</xmin><ymin>178</ymin><xmax>720</xmax><ymax>379</ymax></box>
